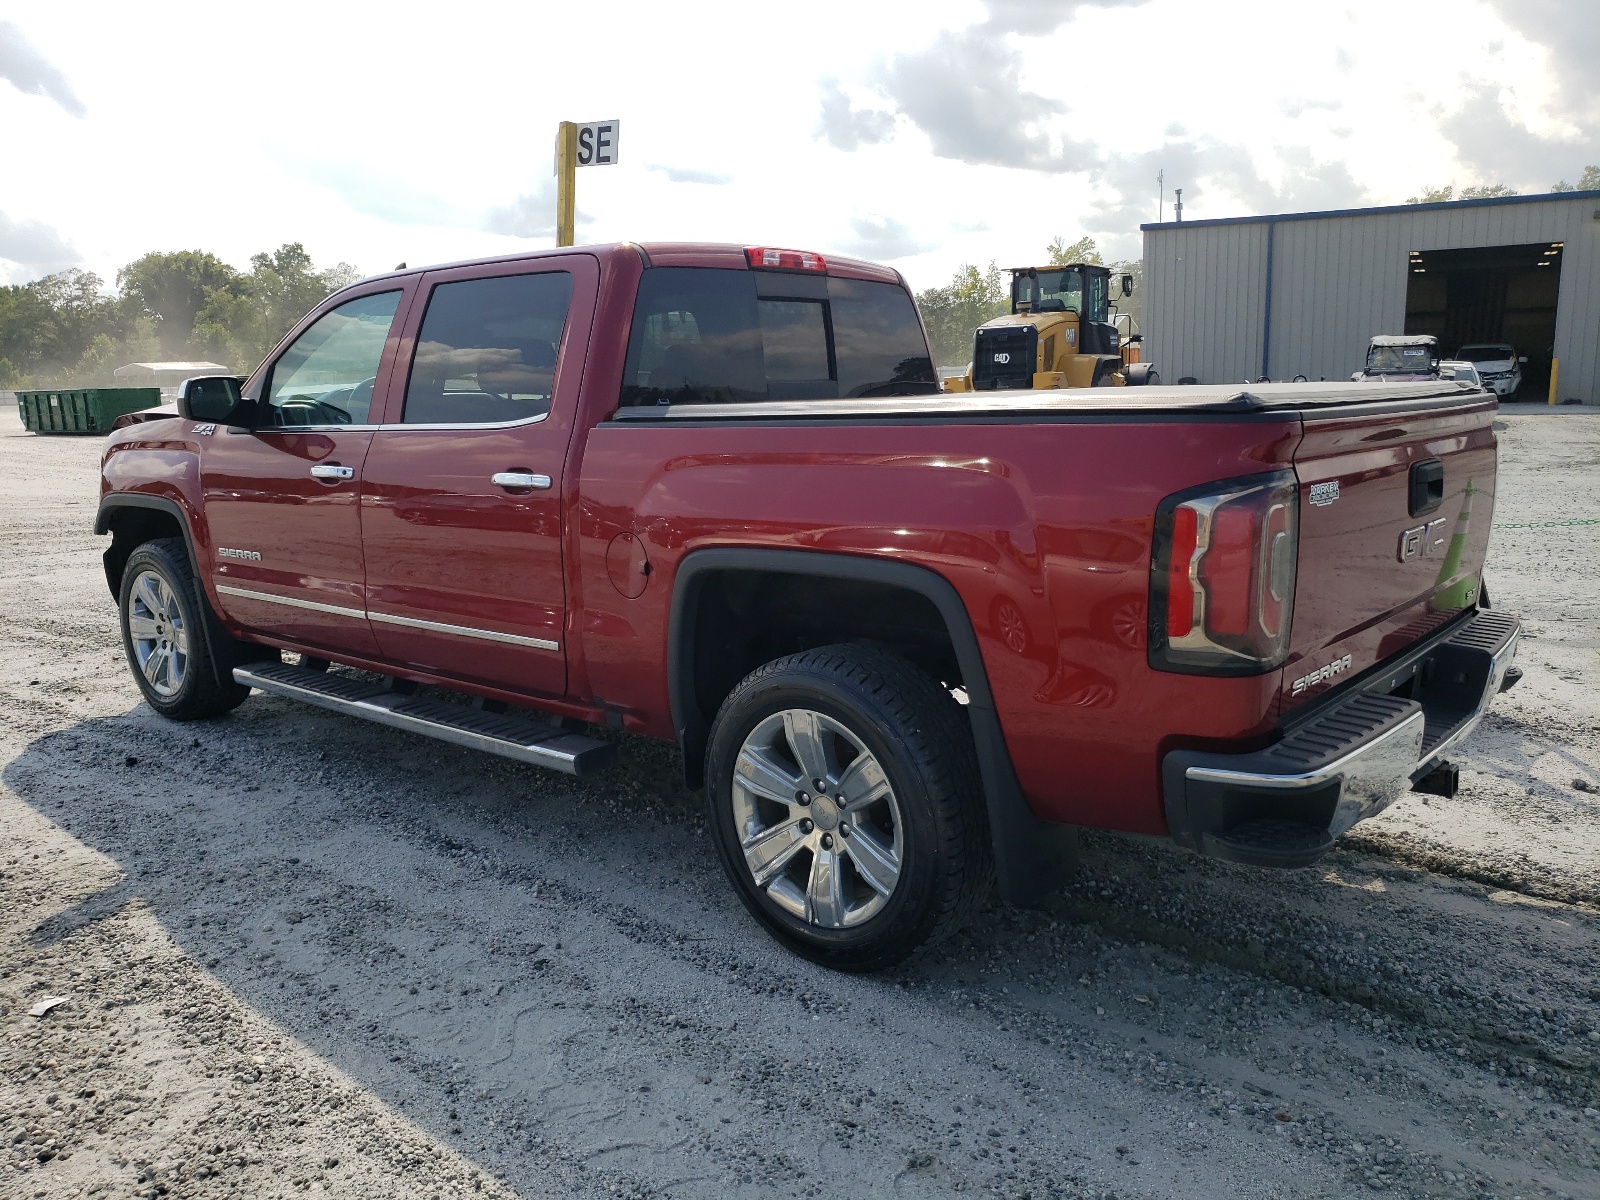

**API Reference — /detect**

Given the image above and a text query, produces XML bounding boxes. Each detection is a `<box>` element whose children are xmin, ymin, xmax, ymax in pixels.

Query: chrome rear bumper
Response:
<box><xmin>1161</xmin><ymin>609</ymin><xmax>1521</xmax><ymax>868</ymax></box>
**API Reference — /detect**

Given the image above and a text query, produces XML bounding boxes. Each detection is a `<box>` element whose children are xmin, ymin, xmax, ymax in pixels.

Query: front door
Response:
<box><xmin>359</xmin><ymin>257</ymin><xmax>597</xmax><ymax>698</ymax></box>
<box><xmin>203</xmin><ymin>287</ymin><xmax>409</xmax><ymax>657</ymax></box>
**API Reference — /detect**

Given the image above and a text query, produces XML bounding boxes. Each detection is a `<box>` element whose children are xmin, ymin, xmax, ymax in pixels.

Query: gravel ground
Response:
<box><xmin>1</xmin><ymin>405</ymin><xmax>1597</xmax><ymax>1200</ymax></box>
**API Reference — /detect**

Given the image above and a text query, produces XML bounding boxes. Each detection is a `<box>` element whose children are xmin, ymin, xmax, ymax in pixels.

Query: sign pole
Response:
<box><xmin>556</xmin><ymin>121</ymin><xmax>577</xmax><ymax>248</ymax></box>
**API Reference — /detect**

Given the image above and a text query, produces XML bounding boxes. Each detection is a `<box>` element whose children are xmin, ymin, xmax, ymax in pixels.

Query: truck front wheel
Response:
<box><xmin>118</xmin><ymin>538</ymin><xmax>251</xmax><ymax>721</ymax></box>
<box><xmin>705</xmin><ymin>644</ymin><xmax>991</xmax><ymax>971</ymax></box>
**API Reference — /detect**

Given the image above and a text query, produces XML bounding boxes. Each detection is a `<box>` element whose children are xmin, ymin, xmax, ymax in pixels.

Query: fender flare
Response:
<box><xmin>668</xmin><ymin>546</ymin><xmax>1076</xmax><ymax>905</ymax></box>
<box><xmin>95</xmin><ymin>490</ymin><xmax>198</xmax><ymax>549</ymax></box>
<box><xmin>96</xmin><ymin>493</ymin><xmax>235</xmax><ymax>689</ymax></box>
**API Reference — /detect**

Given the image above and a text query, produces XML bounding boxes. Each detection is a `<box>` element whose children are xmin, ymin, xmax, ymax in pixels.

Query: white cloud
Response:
<box><xmin>842</xmin><ymin>216</ymin><xmax>935</xmax><ymax>261</ymax></box>
<box><xmin>1480</xmin><ymin>0</ymin><xmax>1599</xmax><ymax>129</ymax></box>
<box><xmin>0</xmin><ymin>211</ymin><xmax>79</xmax><ymax>282</ymax></box>
<box><xmin>817</xmin><ymin>79</ymin><xmax>895</xmax><ymax>152</ymax></box>
<box><xmin>876</xmin><ymin>28</ymin><xmax>1084</xmax><ymax>171</ymax></box>
<box><xmin>647</xmin><ymin>164</ymin><xmax>734</xmax><ymax>185</ymax></box>
<box><xmin>0</xmin><ymin>21</ymin><xmax>85</xmax><ymax>117</ymax></box>
<box><xmin>486</xmin><ymin>176</ymin><xmax>597</xmax><ymax>241</ymax></box>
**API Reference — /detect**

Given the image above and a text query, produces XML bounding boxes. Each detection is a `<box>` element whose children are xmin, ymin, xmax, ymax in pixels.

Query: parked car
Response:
<box><xmin>95</xmin><ymin>242</ymin><xmax>1521</xmax><ymax>970</ymax></box>
<box><xmin>1455</xmin><ymin>343</ymin><xmax>1524</xmax><ymax>397</ymax></box>
<box><xmin>1438</xmin><ymin>360</ymin><xmax>1483</xmax><ymax>387</ymax></box>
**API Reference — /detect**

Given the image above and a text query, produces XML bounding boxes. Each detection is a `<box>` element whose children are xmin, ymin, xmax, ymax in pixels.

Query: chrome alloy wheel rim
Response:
<box><xmin>732</xmin><ymin>709</ymin><xmax>904</xmax><ymax>929</ymax></box>
<box><xmin>127</xmin><ymin>569</ymin><xmax>189</xmax><ymax>698</ymax></box>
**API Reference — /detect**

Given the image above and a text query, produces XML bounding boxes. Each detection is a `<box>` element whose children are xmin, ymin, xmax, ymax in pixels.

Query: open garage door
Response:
<box><xmin>1403</xmin><ymin>242</ymin><xmax>1562</xmax><ymax>400</ymax></box>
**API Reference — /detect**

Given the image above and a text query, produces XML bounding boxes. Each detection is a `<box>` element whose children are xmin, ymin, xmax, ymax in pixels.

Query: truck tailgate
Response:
<box><xmin>1283</xmin><ymin>394</ymin><xmax>1500</xmax><ymax>713</ymax></box>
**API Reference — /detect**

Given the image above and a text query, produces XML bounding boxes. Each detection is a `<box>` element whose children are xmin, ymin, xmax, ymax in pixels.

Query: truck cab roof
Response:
<box><xmin>350</xmin><ymin>242</ymin><xmax>903</xmax><ymax>288</ymax></box>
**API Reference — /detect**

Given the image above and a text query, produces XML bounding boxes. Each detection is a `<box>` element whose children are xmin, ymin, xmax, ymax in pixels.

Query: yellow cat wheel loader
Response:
<box><xmin>944</xmin><ymin>262</ymin><xmax>1158</xmax><ymax>392</ymax></box>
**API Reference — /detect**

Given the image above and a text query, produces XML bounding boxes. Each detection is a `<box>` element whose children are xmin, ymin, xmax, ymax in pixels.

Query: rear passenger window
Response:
<box><xmin>619</xmin><ymin>268</ymin><xmax>936</xmax><ymax>407</ymax></box>
<box><xmin>403</xmin><ymin>272</ymin><xmax>573</xmax><ymax>425</ymax></box>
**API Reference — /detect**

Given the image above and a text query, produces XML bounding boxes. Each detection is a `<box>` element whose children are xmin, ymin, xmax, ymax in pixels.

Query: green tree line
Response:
<box><xmin>914</xmin><ymin>236</ymin><xmax>1141</xmax><ymax>369</ymax></box>
<box><xmin>1407</xmin><ymin>164</ymin><xmax>1600</xmax><ymax>204</ymax></box>
<box><xmin>0</xmin><ymin>244</ymin><xmax>359</xmax><ymax>389</ymax></box>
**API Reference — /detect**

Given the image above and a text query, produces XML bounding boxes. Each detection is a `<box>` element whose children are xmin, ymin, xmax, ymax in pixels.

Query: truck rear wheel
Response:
<box><xmin>705</xmin><ymin>644</ymin><xmax>991</xmax><ymax>971</ymax></box>
<box><xmin>119</xmin><ymin>538</ymin><xmax>251</xmax><ymax>721</ymax></box>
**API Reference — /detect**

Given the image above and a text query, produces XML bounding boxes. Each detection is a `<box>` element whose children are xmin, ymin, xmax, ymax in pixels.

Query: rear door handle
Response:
<box><xmin>309</xmin><ymin>464</ymin><xmax>354</xmax><ymax>480</ymax></box>
<box><xmin>492</xmin><ymin>472</ymin><xmax>552</xmax><ymax>490</ymax></box>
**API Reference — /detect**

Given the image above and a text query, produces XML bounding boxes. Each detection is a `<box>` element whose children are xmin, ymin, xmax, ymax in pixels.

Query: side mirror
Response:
<box><xmin>1518</xmin><ymin>355</ymin><xmax>1528</xmax><ymax>363</ymax></box>
<box><xmin>1120</xmin><ymin>273</ymin><xmax>1133</xmax><ymax>297</ymax></box>
<box><xmin>177</xmin><ymin>376</ymin><xmax>249</xmax><ymax>424</ymax></box>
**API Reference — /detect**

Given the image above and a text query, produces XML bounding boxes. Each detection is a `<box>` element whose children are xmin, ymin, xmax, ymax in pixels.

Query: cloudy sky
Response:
<box><xmin>2</xmin><ymin>0</ymin><xmax>1596</xmax><ymax>291</ymax></box>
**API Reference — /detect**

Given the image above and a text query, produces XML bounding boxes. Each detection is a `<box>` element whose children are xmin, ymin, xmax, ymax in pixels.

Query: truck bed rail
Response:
<box><xmin>610</xmin><ymin>380</ymin><xmax>1485</xmax><ymax>422</ymax></box>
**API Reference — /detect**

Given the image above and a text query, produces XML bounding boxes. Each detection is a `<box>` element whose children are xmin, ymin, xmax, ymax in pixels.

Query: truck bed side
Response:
<box><xmin>578</xmin><ymin>411</ymin><xmax>1302</xmax><ymax>836</ymax></box>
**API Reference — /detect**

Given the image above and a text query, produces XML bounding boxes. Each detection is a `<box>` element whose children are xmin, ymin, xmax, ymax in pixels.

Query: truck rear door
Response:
<box><xmin>1282</xmin><ymin>392</ymin><xmax>1499</xmax><ymax>712</ymax></box>
<box><xmin>357</xmin><ymin>255</ymin><xmax>599</xmax><ymax>699</ymax></box>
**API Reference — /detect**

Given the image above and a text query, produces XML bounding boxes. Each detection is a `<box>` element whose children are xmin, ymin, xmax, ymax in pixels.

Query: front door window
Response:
<box><xmin>265</xmin><ymin>291</ymin><xmax>401</xmax><ymax>426</ymax></box>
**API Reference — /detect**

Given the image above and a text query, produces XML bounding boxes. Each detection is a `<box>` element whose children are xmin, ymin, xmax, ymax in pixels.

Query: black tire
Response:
<box><xmin>705</xmin><ymin>643</ymin><xmax>992</xmax><ymax>971</ymax></box>
<box><xmin>1124</xmin><ymin>362</ymin><xmax>1159</xmax><ymax>386</ymax></box>
<box><xmin>118</xmin><ymin>538</ymin><xmax>251</xmax><ymax>720</ymax></box>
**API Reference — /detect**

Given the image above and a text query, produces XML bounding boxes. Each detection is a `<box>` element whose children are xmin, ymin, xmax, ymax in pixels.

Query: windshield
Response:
<box><xmin>1458</xmin><ymin>345</ymin><xmax>1514</xmax><ymax>364</ymax></box>
<box><xmin>1367</xmin><ymin>344</ymin><xmax>1434</xmax><ymax>372</ymax></box>
<box><xmin>1012</xmin><ymin>268</ymin><xmax>1082</xmax><ymax>314</ymax></box>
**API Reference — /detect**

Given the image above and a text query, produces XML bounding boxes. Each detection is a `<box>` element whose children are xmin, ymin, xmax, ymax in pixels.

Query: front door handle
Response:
<box><xmin>310</xmin><ymin>464</ymin><xmax>355</xmax><ymax>480</ymax></box>
<box><xmin>492</xmin><ymin>472</ymin><xmax>552</xmax><ymax>490</ymax></box>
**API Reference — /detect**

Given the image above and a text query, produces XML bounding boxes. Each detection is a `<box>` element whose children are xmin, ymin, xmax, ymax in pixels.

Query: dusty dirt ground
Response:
<box><xmin>1</xmin><ymin>404</ymin><xmax>1596</xmax><ymax>1200</ymax></box>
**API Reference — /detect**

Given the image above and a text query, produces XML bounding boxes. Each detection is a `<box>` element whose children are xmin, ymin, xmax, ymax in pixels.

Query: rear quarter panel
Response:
<box><xmin>577</xmin><ymin>414</ymin><xmax>1300</xmax><ymax>834</ymax></box>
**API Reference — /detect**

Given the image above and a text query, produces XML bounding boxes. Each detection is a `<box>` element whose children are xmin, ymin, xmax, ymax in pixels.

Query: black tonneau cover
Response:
<box><xmin>613</xmin><ymin>380</ymin><xmax>1485</xmax><ymax>421</ymax></box>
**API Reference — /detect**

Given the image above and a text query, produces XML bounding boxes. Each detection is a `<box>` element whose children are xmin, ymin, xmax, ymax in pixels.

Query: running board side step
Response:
<box><xmin>233</xmin><ymin>662</ymin><xmax>617</xmax><ymax>776</ymax></box>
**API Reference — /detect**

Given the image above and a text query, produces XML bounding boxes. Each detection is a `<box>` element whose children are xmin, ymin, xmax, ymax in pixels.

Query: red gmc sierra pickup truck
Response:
<box><xmin>97</xmin><ymin>241</ymin><xmax>1522</xmax><ymax>970</ymax></box>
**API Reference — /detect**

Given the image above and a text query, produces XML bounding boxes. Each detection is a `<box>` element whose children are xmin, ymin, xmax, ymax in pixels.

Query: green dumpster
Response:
<box><xmin>15</xmin><ymin>388</ymin><xmax>162</xmax><ymax>434</ymax></box>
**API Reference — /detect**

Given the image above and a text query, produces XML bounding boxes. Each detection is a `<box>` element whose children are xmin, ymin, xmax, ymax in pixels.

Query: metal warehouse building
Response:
<box><xmin>1141</xmin><ymin>190</ymin><xmax>1600</xmax><ymax>403</ymax></box>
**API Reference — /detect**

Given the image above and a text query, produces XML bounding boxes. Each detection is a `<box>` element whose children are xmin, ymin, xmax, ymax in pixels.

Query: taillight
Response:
<box><xmin>745</xmin><ymin>247</ymin><xmax>827</xmax><ymax>273</ymax></box>
<box><xmin>1166</xmin><ymin>506</ymin><xmax>1198</xmax><ymax>638</ymax></box>
<box><xmin>1149</xmin><ymin>470</ymin><xmax>1298</xmax><ymax>674</ymax></box>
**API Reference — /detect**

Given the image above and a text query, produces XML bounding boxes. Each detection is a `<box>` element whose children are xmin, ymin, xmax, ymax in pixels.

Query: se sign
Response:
<box><xmin>576</xmin><ymin>120</ymin><xmax>620</xmax><ymax>167</ymax></box>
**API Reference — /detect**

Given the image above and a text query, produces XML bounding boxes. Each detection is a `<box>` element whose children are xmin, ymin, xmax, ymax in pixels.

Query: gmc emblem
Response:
<box><xmin>1397</xmin><ymin>517</ymin><xmax>1448</xmax><ymax>562</ymax></box>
